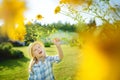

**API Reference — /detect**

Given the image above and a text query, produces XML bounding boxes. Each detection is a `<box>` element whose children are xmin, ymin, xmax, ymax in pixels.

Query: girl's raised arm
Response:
<box><xmin>53</xmin><ymin>38</ymin><xmax>64</xmax><ymax>60</ymax></box>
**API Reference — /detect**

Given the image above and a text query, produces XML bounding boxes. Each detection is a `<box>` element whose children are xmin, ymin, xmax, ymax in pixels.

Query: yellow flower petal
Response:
<box><xmin>36</xmin><ymin>14</ymin><xmax>43</xmax><ymax>20</ymax></box>
<box><xmin>54</xmin><ymin>6</ymin><xmax>61</xmax><ymax>14</ymax></box>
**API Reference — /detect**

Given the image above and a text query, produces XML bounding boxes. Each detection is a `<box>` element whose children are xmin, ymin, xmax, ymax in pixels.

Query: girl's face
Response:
<box><xmin>32</xmin><ymin>43</ymin><xmax>45</xmax><ymax>59</ymax></box>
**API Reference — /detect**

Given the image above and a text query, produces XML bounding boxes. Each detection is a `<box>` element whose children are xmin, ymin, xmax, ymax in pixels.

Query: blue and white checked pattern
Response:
<box><xmin>28</xmin><ymin>55</ymin><xmax>61</xmax><ymax>80</ymax></box>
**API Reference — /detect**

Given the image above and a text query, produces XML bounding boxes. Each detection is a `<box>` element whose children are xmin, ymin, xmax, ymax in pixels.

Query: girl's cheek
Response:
<box><xmin>33</xmin><ymin>52</ymin><xmax>37</xmax><ymax>56</ymax></box>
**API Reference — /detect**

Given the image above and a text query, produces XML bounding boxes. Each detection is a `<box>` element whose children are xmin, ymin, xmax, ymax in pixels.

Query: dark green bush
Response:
<box><xmin>9</xmin><ymin>41</ymin><xmax>24</xmax><ymax>47</ymax></box>
<box><xmin>44</xmin><ymin>42</ymin><xmax>51</xmax><ymax>47</ymax></box>
<box><xmin>0</xmin><ymin>42</ymin><xmax>13</xmax><ymax>50</ymax></box>
<box><xmin>0</xmin><ymin>42</ymin><xmax>24</xmax><ymax>60</ymax></box>
<box><xmin>25</xmin><ymin>41</ymin><xmax>33</xmax><ymax>46</ymax></box>
<box><xmin>0</xmin><ymin>42</ymin><xmax>13</xmax><ymax>60</ymax></box>
<box><xmin>10</xmin><ymin>49</ymin><xmax>24</xmax><ymax>59</ymax></box>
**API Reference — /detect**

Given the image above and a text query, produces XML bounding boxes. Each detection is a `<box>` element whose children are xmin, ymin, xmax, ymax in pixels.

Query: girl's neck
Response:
<box><xmin>36</xmin><ymin>56</ymin><xmax>45</xmax><ymax>63</ymax></box>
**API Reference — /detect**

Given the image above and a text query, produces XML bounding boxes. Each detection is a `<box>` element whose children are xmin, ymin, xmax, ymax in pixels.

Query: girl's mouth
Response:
<box><xmin>39</xmin><ymin>51</ymin><xmax>42</xmax><ymax>54</ymax></box>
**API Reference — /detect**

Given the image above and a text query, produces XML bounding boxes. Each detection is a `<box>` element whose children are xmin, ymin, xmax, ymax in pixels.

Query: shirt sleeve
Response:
<box><xmin>47</xmin><ymin>55</ymin><xmax>61</xmax><ymax>64</ymax></box>
<box><xmin>28</xmin><ymin>72</ymin><xmax>34</xmax><ymax>80</ymax></box>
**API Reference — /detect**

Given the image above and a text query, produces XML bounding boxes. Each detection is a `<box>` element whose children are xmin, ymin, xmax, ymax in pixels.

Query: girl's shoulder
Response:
<box><xmin>45</xmin><ymin>55</ymin><xmax>50</xmax><ymax>58</ymax></box>
<box><xmin>45</xmin><ymin>55</ymin><xmax>60</xmax><ymax>61</ymax></box>
<box><xmin>45</xmin><ymin>55</ymin><xmax>52</xmax><ymax>59</ymax></box>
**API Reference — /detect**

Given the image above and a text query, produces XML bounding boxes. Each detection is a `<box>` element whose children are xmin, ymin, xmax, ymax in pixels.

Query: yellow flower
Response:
<box><xmin>59</xmin><ymin>0</ymin><xmax>92</xmax><ymax>6</ymax></box>
<box><xmin>36</xmin><ymin>14</ymin><xmax>43</xmax><ymax>20</ymax></box>
<box><xmin>54</xmin><ymin>6</ymin><xmax>61</xmax><ymax>14</ymax></box>
<box><xmin>75</xmin><ymin>22</ymin><xmax>120</xmax><ymax>80</ymax></box>
<box><xmin>15</xmin><ymin>25</ymin><xmax>26</xmax><ymax>41</ymax></box>
<box><xmin>60</xmin><ymin>0</ymin><xmax>84</xmax><ymax>5</ymax></box>
<box><xmin>27</xmin><ymin>21</ymin><xmax>32</xmax><ymax>25</ymax></box>
<box><xmin>0</xmin><ymin>0</ymin><xmax>26</xmax><ymax>41</ymax></box>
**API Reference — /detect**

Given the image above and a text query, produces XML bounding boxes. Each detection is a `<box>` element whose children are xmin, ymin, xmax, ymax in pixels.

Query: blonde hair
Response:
<box><xmin>28</xmin><ymin>41</ymin><xmax>45</xmax><ymax>72</ymax></box>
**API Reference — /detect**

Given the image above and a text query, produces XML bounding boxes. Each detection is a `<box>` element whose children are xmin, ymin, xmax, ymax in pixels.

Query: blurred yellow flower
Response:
<box><xmin>27</xmin><ymin>21</ymin><xmax>32</xmax><ymax>25</ymax></box>
<box><xmin>36</xmin><ymin>14</ymin><xmax>43</xmax><ymax>20</ymax></box>
<box><xmin>54</xmin><ymin>6</ymin><xmax>61</xmax><ymax>14</ymax></box>
<box><xmin>60</xmin><ymin>0</ymin><xmax>84</xmax><ymax>5</ymax></box>
<box><xmin>15</xmin><ymin>25</ymin><xmax>26</xmax><ymax>41</ymax></box>
<box><xmin>59</xmin><ymin>0</ymin><xmax>92</xmax><ymax>6</ymax></box>
<box><xmin>0</xmin><ymin>0</ymin><xmax>26</xmax><ymax>41</ymax></box>
<box><xmin>75</xmin><ymin>22</ymin><xmax>120</xmax><ymax>80</ymax></box>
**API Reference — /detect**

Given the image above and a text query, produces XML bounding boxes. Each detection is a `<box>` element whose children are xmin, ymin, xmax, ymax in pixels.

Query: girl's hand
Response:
<box><xmin>53</xmin><ymin>38</ymin><xmax>61</xmax><ymax>46</ymax></box>
<box><xmin>53</xmin><ymin>38</ymin><xmax>63</xmax><ymax>59</ymax></box>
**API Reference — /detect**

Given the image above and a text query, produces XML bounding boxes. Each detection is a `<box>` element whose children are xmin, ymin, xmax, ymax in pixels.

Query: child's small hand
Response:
<box><xmin>53</xmin><ymin>38</ymin><xmax>61</xmax><ymax>46</ymax></box>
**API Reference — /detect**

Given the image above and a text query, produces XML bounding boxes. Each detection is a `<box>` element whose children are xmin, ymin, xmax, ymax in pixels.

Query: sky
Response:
<box><xmin>24</xmin><ymin>0</ymin><xmax>76</xmax><ymax>24</ymax></box>
<box><xmin>24</xmin><ymin>0</ymin><xmax>120</xmax><ymax>25</ymax></box>
<box><xmin>0</xmin><ymin>0</ymin><xmax>119</xmax><ymax>25</ymax></box>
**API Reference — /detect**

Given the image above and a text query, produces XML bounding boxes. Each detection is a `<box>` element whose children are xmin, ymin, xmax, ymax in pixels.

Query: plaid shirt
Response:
<box><xmin>28</xmin><ymin>55</ymin><xmax>61</xmax><ymax>80</ymax></box>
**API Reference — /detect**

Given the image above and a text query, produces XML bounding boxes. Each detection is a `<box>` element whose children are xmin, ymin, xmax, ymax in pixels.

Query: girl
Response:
<box><xmin>28</xmin><ymin>38</ymin><xmax>63</xmax><ymax>80</ymax></box>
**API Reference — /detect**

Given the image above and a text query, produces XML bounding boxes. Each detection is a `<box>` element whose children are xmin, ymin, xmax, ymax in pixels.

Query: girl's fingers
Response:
<box><xmin>53</xmin><ymin>38</ymin><xmax>61</xmax><ymax>45</ymax></box>
<box><xmin>54</xmin><ymin>38</ymin><xmax>60</xmax><ymax>42</ymax></box>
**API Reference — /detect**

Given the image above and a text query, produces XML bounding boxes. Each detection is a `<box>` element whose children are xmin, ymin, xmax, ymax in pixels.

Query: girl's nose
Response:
<box><xmin>38</xmin><ymin>49</ymin><xmax>41</xmax><ymax>52</ymax></box>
